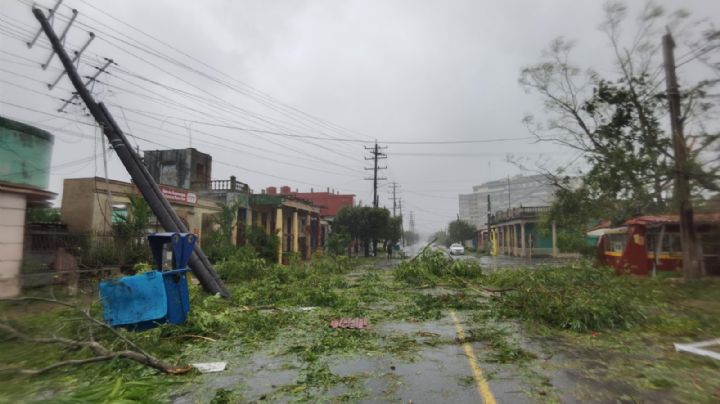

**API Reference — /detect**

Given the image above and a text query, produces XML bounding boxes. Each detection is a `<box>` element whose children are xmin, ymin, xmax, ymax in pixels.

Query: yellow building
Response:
<box><xmin>61</xmin><ymin>177</ymin><xmax>222</xmax><ymax>244</ymax></box>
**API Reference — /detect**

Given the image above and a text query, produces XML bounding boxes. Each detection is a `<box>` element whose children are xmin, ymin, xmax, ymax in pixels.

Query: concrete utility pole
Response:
<box><xmin>663</xmin><ymin>31</ymin><xmax>704</xmax><ymax>279</ymax></box>
<box><xmin>32</xmin><ymin>8</ymin><xmax>229</xmax><ymax>296</ymax></box>
<box><xmin>486</xmin><ymin>194</ymin><xmax>491</xmax><ymax>227</ymax></box>
<box><xmin>507</xmin><ymin>176</ymin><xmax>511</xmax><ymax>209</ymax></box>
<box><xmin>399</xmin><ymin>198</ymin><xmax>405</xmax><ymax>247</ymax></box>
<box><xmin>389</xmin><ymin>182</ymin><xmax>400</xmax><ymax>216</ymax></box>
<box><xmin>364</xmin><ymin>141</ymin><xmax>387</xmax><ymax>208</ymax></box>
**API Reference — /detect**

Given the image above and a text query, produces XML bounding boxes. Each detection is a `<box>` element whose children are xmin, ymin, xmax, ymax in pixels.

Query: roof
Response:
<box><xmin>0</xmin><ymin>115</ymin><xmax>54</xmax><ymax>142</ymax></box>
<box><xmin>0</xmin><ymin>180</ymin><xmax>56</xmax><ymax>203</ymax></box>
<box><xmin>283</xmin><ymin>192</ymin><xmax>354</xmax><ymax>217</ymax></box>
<box><xmin>625</xmin><ymin>214</ymin><xmax>720</xmax><ymax>226</ymax></box>
<box><xmin>587</xmin><ymin>227</ymin><xmax>627</xmax><ymax>236</ymax></box>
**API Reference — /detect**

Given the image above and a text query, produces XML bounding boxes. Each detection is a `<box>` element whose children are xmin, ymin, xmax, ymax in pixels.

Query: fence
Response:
<box><xmin>22</xmin><ymin>223</ymin><xmax>151</xmax><ymax>288</ymax></box>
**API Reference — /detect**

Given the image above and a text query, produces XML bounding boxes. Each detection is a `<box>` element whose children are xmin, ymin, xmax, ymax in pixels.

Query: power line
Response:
<box><xmin>0</xmin><ymin>66</ymin><xmax>366</xmax><ymax>177</ymax></box>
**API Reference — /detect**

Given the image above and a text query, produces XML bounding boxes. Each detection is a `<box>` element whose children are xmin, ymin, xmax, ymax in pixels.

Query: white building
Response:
<box><xmin>458</xmin><ymin>175</ymin><xmax>555</xmax><ymax>229</ymax></box>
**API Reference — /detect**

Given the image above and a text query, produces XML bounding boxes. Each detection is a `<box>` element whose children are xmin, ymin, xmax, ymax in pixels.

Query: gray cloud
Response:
<box><xmin>1</xmin><ymin>0</ymin><xmax>717</xmax><ymax>235</ymax></box>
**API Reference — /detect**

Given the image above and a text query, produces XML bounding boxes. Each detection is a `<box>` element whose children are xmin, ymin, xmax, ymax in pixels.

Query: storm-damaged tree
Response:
<box><xmin>385</xmin><ymin>216</ymin><xmax>403</xmax><ymax>246</ymax></box>
<box><xmin>448</xmin><ymin>219</ymin><xmax>476</xmax><ymax>245</ymax></box>
<box><xmin>204</xmin><ymin>201</ymin><xmax>239</xmax><ymax>261</ymax></box>
<box><xmin>403</xmin><ymin>230</ymin><xmax>420</xmax><ymax>246</ymax></box>
<box><xmin>430</xmin><ymin>229</ymin><xmax>449</xmax><ymax>247</ymax></box>
<box><xmin>335</xmin><ymin>206</ymin><xmax>395</xmax><ymax>256</ymax></box>
<box><xmin>519</xmin><ymin>1</ymin><xmax>720</xmax><ymax>277</ymax></box>
<box><xmin>113</xmin><ymin>194</ymin><xmax>152</xmax><ymax>266</ymax></box>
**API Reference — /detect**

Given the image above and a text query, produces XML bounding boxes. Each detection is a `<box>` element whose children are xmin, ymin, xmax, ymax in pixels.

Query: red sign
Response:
<box><xmin>160</xmin><ymin>186</ymin><xmax>197</xmax><ymax>204</ymax></box>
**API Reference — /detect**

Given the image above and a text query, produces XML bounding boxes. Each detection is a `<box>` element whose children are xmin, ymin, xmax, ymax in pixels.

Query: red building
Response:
<box><xmin>270</xmin><ymin>186</ymin><xmax>354</xmax><ymax>219</ymax></box>
<box><xmin>597</xmin><ymin>214</ymin><xmax>720</xmax><ymax>276</ymax></box>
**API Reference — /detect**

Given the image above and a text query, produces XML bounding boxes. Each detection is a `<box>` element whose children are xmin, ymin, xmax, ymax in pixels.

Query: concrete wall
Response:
<box><xmin>143</xmin><ymin>148</ymin><xmax>212</xmax><ymax>190</ymax></box>
<box><xmin>0</xmin><ymin>192</ymin><xmax>26</xmax><ymax>298</ymax></box>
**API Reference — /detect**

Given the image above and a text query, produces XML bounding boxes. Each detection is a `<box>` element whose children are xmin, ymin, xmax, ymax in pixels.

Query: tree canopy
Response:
<box><xmin>520</xmin><ymin>1</ymin><xmax>720</xmax><ymax>237</ymax></box>
<box><xmin>448</xmin><ymin>219</ymin><xmax>476</xmax><ymax>244</ymax></box>
<box><xmin>334</xmin><ymin>206</ymin><xmax>401</xmax><ymax>256</ymax></box>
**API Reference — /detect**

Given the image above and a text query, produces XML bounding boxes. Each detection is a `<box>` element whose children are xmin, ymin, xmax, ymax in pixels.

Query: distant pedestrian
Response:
<box><xmin>386</xmin><ymin>241</ymin><xmax>392</xmax><ymax>260</ymax></box>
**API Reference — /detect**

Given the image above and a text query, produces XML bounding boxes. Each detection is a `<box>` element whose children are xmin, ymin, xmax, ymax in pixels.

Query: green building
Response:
<box><xmin>0</xmin><ymin>116</ymin><xmax>54</xmax><ymax>189</ymax></box>
<box><xmin>0</xmin><ymin>116</ymin><xmax>56</xmax><ymax>297</ymax></box>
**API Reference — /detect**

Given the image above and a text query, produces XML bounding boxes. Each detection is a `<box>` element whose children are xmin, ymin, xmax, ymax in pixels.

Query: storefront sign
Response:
<box><xmin>160</xmin><ymin>186</ymin><xmax>197</xmax><ymax>205</ymax></box>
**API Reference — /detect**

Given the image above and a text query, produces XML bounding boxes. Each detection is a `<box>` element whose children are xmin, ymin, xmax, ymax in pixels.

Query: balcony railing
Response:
<box><xmin>489</xmin><ymin>206</ymin><xmax>550</xmax><ymax>224</ymax></box>
<box><xmin>193</xmin><ymin>176</ymin><xmax>249</xmax><ymax>193</ymax></box>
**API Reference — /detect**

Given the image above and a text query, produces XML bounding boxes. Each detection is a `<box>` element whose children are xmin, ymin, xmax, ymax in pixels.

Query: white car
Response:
<box><xmin>449</xmin><ymin>243</ymin><xmax>465</xmax><ymax>255</ymax></box>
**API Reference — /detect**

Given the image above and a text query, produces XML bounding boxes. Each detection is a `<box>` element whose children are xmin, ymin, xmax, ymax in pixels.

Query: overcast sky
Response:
<box><xmin>1</xmin><ymin>0</ymin><xmax>718</xmax><ymax>235</ymax></box>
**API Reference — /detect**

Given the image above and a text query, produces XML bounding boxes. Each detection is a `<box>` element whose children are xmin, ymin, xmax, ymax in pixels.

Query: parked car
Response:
<box><xmin>449</xmin><ymin>243</ymin><xmax>464</xmax><ymax>255</ymax></box>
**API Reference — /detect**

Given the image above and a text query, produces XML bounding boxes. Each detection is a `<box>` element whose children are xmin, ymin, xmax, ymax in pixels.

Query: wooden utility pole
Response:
<box><xmin>663</xmin><ymin>31</ymin><xmax>703</xmax><ymax>279</ymax></box>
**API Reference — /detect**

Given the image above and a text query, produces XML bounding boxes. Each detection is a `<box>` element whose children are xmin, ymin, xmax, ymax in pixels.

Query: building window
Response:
<box><xmin>111</xmin><ymin>204</ymin><xmax>128</xmax><ymax>223</ymax></box>
<box><xmin>160</xmin><ymin>162</ymin><xmax>176</xmax><ymax>185</ymax></box>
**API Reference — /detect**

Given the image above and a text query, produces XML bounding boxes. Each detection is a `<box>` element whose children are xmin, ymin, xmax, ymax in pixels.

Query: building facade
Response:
<box><xmin>249</xmin><ymin>190</ymin><xmax>321</xmax><ymax>263</ymax></box>
<box><xmin>486</xmin><ymin>206</ymin><xmax>558</xmax><ymax>257</ymax></box>
<box><xmin>459</xmin><ymin>174</ymin><xmax>555</xmax><ymax>230</ymax></box>
<box><xmin>143</xmin><ymin>148</ymin><xmax>212</xmax><ymax>191</ymax></box>
<box><xmin>60</xmin><ymin>177</ymin><xmax>222</xmax><ymax>242</ymax></box>
<box><xmin>0</xmin><ymin>117</ymin><xmax>56</xmax><ymax>297</ymax></box>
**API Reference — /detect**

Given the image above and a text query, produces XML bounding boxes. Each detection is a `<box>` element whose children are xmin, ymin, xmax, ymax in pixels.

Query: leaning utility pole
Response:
<box><xmin>663</xmin><ymin>31</ymin><xmax>703</xmax><ymax>279</ymax></box>
<box><xmin>32</xmin><ymin>7</ymin><xmax>229</xmax><ymax>296</ymax></box>
<box><xmin>364</xmin><ymin>141</ymin><xmax>387</xmax><ymax>208</ymax></box>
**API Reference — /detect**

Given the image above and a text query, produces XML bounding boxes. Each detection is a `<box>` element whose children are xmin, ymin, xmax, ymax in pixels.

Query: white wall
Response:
<box><xmin>0</xmin><ymin>192</ymin><xmax>26</xmax><ymax>298</ymax></box>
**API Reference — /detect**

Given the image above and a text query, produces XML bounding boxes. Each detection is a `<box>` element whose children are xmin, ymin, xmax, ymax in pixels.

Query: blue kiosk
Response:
<box><xmin>99</xmin><ymin>232</ymin><xmax>196</xmax><ymax>330</ymax></box>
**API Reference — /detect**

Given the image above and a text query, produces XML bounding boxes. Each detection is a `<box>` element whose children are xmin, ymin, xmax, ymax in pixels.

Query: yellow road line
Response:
<box><xmin>450</xmin><ymin>310</ymin><xmax>497</xmax><ymax>404</ymax></box>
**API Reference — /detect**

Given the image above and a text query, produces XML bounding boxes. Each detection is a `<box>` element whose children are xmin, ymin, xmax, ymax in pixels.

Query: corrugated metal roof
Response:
<box><xmin>625</xmin><ymin>214</ymin><xmax>720</xmax><ymax>226</ymax></box>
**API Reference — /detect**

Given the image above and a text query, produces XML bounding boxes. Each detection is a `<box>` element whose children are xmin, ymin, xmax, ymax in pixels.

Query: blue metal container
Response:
<box><xmin>99</xmin><ymin>270</ymin><xmax>167</xmax><ymax>327</ymax></box>
<box><xmin>99</xmin><ymin>232</ymin><xmax>196</xmax><ymax>330</ymax></box>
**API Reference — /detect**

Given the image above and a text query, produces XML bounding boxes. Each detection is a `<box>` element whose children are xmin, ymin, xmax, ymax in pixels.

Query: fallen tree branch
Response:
<box><xmin>0</xmin><ymin>301</ymin><xmax>190</xmax><ymax>375</ymax></box>
<box><xmin>1</xmin><ymin>296</ymin><xmax>152</xmax><ymax>359</ymax></box>
<box><xmin>446</xmin><ymin>273</ymin><xmax>517</xmax><ymax>294</ymax></box>
<box><xmin>0</xmin><ymin>322</ymin><xmax>188</xmax><ymax>375</ymax></box>
<box><xmin>171</xmin><ymin>334</ymin><xmax>217</xmax><ymax>342</ymax></box>
<box><xmin>410</xmin><ymin>238</ymin><xmax>437</xmax><ymax>262</ymax></box>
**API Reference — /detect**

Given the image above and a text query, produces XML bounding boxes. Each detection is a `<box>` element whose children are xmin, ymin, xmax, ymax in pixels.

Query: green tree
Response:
<box><xmin>204</xmin><ymin>202</ymin><xmax>239</xmax><ymax>261</ymax></box>
<box><xmin>335</xmin><ymin>206</ymin><xmax>393</xmax><ymax>256</ymax></box>
<box><xmin>245</xmin><ymin>226</ymin><xmax>279</xmax><ymax>262</ymax></box>
<box><xmin>430</xmin><ymin>229</ymin><xmax>448</xmax><ymax>247</ymax></box>
<box><xmin>403</xmin><ymin>230</ymin><xmax>419</xmax><ymax>245</ymax></box>
<box><xmin>26</xmin><ymin>207</ymin><xmax>61</xmax><ymax>222</ymax></box>
<box><xmin>113</xmin><ymin>195</ymin><xmax>152</xmax><ymax>265</ymax></box>
<box><xmin>448</xmin><ymin>219</ymin><xmax>475</xmax><ymax>244</ymax></box>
